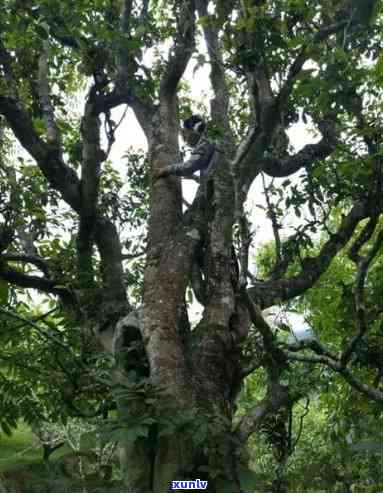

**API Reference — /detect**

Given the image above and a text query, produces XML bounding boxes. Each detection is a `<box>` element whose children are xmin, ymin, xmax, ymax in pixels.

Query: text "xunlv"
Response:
<box><xmin>171</xmin><ymin>479</ymin><xmax>208</xmax><ymax>490</ymax></box>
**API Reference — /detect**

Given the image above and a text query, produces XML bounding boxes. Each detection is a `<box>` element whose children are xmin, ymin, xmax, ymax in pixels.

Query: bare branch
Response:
<box><xmin>139</xmin><ymin>0</ymin><xmax>150</xmax><ymax>23</ymax></box>
<box><xmin>290</xmin><ymin>398</ymin><xmax>310</xmax><ymax>453</ymax></box>
<box><xmin>309</xmin><ymin>339</ymin><xmax>339</xmax><ymax>360</ymax></box>
<box><xmin>12</xmin><ymin>307</ymin><xmax>59</xmax><ymax>332</ymax></box>
<box><xmin>238</xmin><ymin>214</ymin><xmax>252</xmax><ymax>288</ymax></box>
<box><xmin>341</xmin><ymin>370</ymin><xmax>383</xmax><ymax>403</ymax></box>
<box><xmin>105</xmin><ymin>0</ymin><xmax>156</xmax><ymax>137</ymax></box>
<box><xmin>160</xmin><ymin>0</ymin><xmax>196</xmax><ymax>99</ymax></box>
<box><xmin>232</xmin><ymin>123</ymin><xmax>259</xmax><ymax>169</ymax></box>
<box><xmin>348</xmin><ymin>217</ymin><xmax>379</xmax><ymax>268</ymax></box>
<box><xmin>237</xmin><ymin>111</ymin><xmax>337</xmax><ymax>198</ymax></box>
<box><xmin>121</xmin><ymin>249</ymin><xmax>146</xmax><ymax>261</ymax></box>
<box><xmin>286</xmin><ymin>351</ymin><xmax>338</xmax><ymax>367</ymax></box>
<box><xmin>93</xmin><ymin>92</ymin><xmax>156</xmax><ymax>143</ymax></box>
<box><xmin>104</xmin><ymin>106</ymin><xmax>128</xmax><ymax>159</ymax></box>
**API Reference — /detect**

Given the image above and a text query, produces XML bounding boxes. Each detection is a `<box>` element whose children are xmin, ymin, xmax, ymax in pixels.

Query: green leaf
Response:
<box><xmin>107</xmin><ymin>425</ymin><xmax>150</xmax><ymax>443</ymax></box>
<box><xmin>1</xmin><ymin>421</ymin><xmax>13</xmax><ymax>437</ymax></box>
<box><xmin>35</xmin><ymin>25</ymin><xmax>49</xmax><ymax>40</ymax></box>
<box><xmin>238</xmin><ymin>469</ymin><xmax>260</xmax><ymax>493</ymax></box>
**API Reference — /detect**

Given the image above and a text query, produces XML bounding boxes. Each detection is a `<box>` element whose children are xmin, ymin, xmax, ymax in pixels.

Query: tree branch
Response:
<box><xmin>160</xmin><ymin>0</ymin><xmax>196</xmax><ymax>99</ymax></box>
<box><xmin>248</xmin><ymin>200</ymin><xmax>369</xmax><ymax>308</ymax></box>
<box><xmin>241</xmin><ymin>288</ymin><xmax>277</xmax><ymax>353</ymax></box>
<box><xmin>109</xmin><ymin>0</ymin><xmax>155</xmax><ymax>137</ymax></box>
<box><xmin>0</xmin><ymin>224</ymin><xmax>14</xmax><ymax>253</ymax></box>
<box><xmin>262</xmin><ymin>175</ymin><xmax>282</xmax><ymax>264</ymax></box>
<box><xmin>348</xmin><ymin>217</ymin><xmax>378</xmax><ymax>263</ymax></box>
<box><xmin>0</xmin><ymin>96</ymin><xmax>81</xmax><ymax>212</ymax></box>
<box><xmin>38</xmin><ymin>41</ymin><xmax>61</xmax><ymax>148</ymax></box>
<box><xmin>277</xmin><ymin>21</ymin><xmax>348</xmax><ymax>108</ymax></box>
<box><xmin>237</xmin><ymin>383</ymin><xmax>290</xmax><ymax>443</ymax></box>
<box><xmin>232</xmin><ymin>123</ymin><xmax>259</xmax><ymax>169</ymax></box>
<box><xmin>0</xmin><ymin>39</ymin><xmax>18</xmax><ymax>99</ymax></box>
<box><xmin>0</xmin><ymin>260</ymin><xmax>74</xmax><ymax>305</ymax></box>
<box><xmin>196</xmin><ymin>0</ymin><xmax>232</xmax><ymax>132</ymax></box>
<box><xmin>76</xmin><ymin>89</ymin><xmax>104</xmax><ymax>285</ymax></box>
<box><xmin>341</xmin><ymin>229</ymin><xmax>383</xmax><ymax>365</ymax></box>
<box><xmin>117</xmin><ymin>0</ymin><xmax>134</xmax><ymax>90</ymax></box>
<box><xmin>235</xmin><ymin>19</ymin><xmax>346</xmax><ymax>194</ymax></box>
<box><xmin>260</xmin><ymin>120</ymin><xmax>337</xmax><ymax>177</ymax></box>
<box><xmin>1</xmin><ymin>253</ymin><xmax>51</xmax><ymax>278</ymax></box>
<box><xmin>286</xmin><ymin>350</ymin><xmax>383</xmax><ymax>403</ymax></box>
<box><xmin>95</xmin><ymin>218</ymin><xmax>128</xmax><ymax>309</ymax></box>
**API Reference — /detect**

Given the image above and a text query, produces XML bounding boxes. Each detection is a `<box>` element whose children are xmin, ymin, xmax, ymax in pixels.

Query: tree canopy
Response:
<box><xmin>1</xmin><ymin>0</ymin><xmax>383</xmax><ymax>492</ymax></box>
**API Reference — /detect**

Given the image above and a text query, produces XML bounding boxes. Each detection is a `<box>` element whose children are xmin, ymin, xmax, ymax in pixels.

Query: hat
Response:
<box><xmin>183</xmin><ymin>115</ymin><xmax>206</xmax><ymax>133</ymax></box>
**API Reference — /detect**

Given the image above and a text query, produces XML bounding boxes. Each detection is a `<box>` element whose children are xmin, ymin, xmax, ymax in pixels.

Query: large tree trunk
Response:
<box><xmin>113</xmin><ymin>93</ymin><xmax>245</xmax><ymax>491</ymax></box>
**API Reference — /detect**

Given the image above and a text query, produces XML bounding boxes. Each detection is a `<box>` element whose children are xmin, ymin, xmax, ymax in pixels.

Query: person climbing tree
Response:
<box><xmin>154</xmin><ymin>115</ymin><xmax>218</xmax><ymax>180</ymax></box>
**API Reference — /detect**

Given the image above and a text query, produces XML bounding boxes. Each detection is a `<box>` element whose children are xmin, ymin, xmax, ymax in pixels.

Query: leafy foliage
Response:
<box><xmin>1</xmin><ymin>0</ymin><xmax>383</xmax><ymax>491</ymax></box>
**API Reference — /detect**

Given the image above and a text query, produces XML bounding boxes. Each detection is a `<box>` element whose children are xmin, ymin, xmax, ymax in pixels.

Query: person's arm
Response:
<box><xmin>155</xmin><ymin>141</ymin><xmax>215</xmax><ymax>179</ymax></box>
<box><xmin>171</xmin><ymin>141</ymin><xmax>215</xmax><ymax>176</ymax></box>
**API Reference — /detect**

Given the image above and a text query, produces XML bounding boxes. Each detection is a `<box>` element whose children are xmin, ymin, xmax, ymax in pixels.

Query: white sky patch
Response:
<box><xmin>287</xmin><ymin>119</ymin><xmax>320</xmax><ymax>152</ymax></box>
<box><xmin>261</xmin><ymin>307</ymin><xmax>314</xmax><ymax>343</ymax></box>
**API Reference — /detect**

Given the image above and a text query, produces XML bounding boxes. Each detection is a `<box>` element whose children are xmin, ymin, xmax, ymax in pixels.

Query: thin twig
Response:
<box><xmin>341</xmin><ymin>230</ymin><xmax>383</xmax><ymax>365</ymax></box>
<box><xmin>262</xmin><ymin>173</ymin><xmax>281</xmax><ymax>263</ymax></box>
<box><xmin>291</xmin><ymin>398</ymin><xmax>310</xmax><ymax>453</ymax></box>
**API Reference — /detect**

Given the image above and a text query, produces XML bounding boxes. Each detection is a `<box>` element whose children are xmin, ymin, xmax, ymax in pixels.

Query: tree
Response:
<box><xmin>1</xmin><ymin>0</ymin><xmax>383</xmax><ymax>491</ymax></box>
